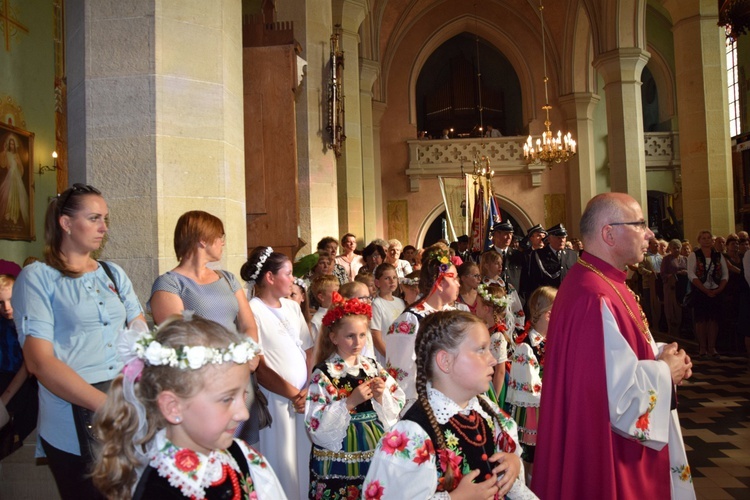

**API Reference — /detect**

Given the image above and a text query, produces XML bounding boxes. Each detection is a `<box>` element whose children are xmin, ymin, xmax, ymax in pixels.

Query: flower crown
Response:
<box><xmin>121</xmin><ymin>313</ymin><xmax>261</xmax><ymax>372</ymax></box>
<box><xmin>322</xmin><ymin>292</ymin><xmax>372</xmax><ymax>327</ymax></box>
<box><xmin>425</xmin><ymin>248</ymin><xmax>452</xmax><ymax>274</ymax></box>
<box><xmin>399</xmin><ymin>276</ymin><xmax>419</xmax><ymax>286</ymax></box>
<box><xmin>477</xmin><ymin>283</ymin><xmax>512</xmax><ymax>310</ymax></box>
<box><xmin>246</xmin><ymin>247</ymin><xmax>273</xmax><ymax>284</ymax></box>
<box><xmin>293</xmin><ymin>277</ymin><xmax>307</xmax><ymax>290</ymax></box>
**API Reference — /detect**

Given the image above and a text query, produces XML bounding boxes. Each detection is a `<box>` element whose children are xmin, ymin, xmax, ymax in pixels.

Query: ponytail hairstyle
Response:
<box><xmin>92</xmin><ymin>315</ymin><xmax>248</xmax><ymax>499</ymax></box>
<box><xmin>528</xmin><ymin>286</ymin><xmax>557</xmax><ymax>327</ymax></box>
<box><xmin>240</xmin><ymin>246</ymin><xmax>289</xmax><ymax>289</ymax></box>
<box><xmin>313</xmin><ymin>293</ymin><xmax>372</xmax><ymax>365</ymax></box>
<box><xmin>415</xmin><ymin>311</ymin><xmax>512</xmax><ymax>491</ymax></box>
<box><xmin>44</xmin><ymin>183</ymin><xmax>103</xmax><ymax>277</ymax></box>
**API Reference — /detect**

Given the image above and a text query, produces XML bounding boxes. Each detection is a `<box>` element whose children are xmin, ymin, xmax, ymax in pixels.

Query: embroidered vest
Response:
<box><xmin>314</xmin><ymin>358</ymin><xmax>378</xmax><ymax>413</ymax></box>
<box><xmin>402</xmin><ymin>402</ymin><xmax>497</xmax><ymax>491</ymax></box>
<box><xmin>693</xmin><ymin>249</ymin><xmax>723</xmax><ymax>284</ymax></box>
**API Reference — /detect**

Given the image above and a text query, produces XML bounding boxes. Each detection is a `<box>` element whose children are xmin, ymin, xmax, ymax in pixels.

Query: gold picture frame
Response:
<box><xmin>0</xmin><ymin>122</ymin><xmax>35</xmax><ymax>241</ymax></box>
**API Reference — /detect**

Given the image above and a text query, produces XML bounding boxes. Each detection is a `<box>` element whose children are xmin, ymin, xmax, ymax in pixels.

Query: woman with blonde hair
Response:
<box><xmin>384</xmin><ymin>238</ymin><xmax>413</xmax><ymax>277</ymax></box>
<box><xmin>688</xmin><ymin>230</ymin><xmax>728</xmax><ymax>357</ymax></box>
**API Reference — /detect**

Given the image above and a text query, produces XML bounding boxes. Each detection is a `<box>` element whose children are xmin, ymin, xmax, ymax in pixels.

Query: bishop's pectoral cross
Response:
<box><xmin>1</xmin><ymin>0</ymin><xmax>29</xmax><ymax>52</ymax></box>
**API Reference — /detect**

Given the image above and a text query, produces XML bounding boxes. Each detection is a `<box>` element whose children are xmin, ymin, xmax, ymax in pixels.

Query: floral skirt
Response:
<box><xmin>309</xmin><ymin>411</ymin><xmax>384</xmax><ymax>499</ymax></box>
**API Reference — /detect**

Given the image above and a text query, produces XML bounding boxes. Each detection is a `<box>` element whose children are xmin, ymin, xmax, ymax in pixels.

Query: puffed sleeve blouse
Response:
<box><xmin>13</xmin><ymin>261</ymin><xmax>143</xmax><ymax>455</ymax></box>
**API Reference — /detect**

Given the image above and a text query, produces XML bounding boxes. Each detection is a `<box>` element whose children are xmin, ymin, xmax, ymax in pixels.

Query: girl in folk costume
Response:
<box><xmin>456</xmin><ymin>261</ymin><xmax>481</xmax><ymax>315</ymax></box>
<box><xmin>305</xmin><ymin>293</ymin><xmax>405</xmax><ymax>499</ymax></box>
<box><xmin>240</xmin><ymin>247</ymin><xmax>314</xmax><ymax>500</ymax></box>
<box><xmin>474</xmin><ymin>283</ymin><xmax>514</xmax><ymax>409</ymax></box>
<box><xmin>479</xmin><ymin>252</ymin><xmax>525</xmax><ymax>333</ymax></box>
<box><xmin>385</xmin><ymin>246</ymin><xmax>460</xmax><ymax>410</ymax></box>
<box><xmin>362</xmin><ymin>311</ymin><xmax>536</xmax><ymax>500</ymax></box>
<box><xmin>370</xmin><ymin>263</ymin><xmax>406</xmax><ymax>366</ymax></box>
<box><xmin>92</xmin><ymin>315</ymin><xmax>286</xmax><ymax>500</ymax></box>
<box><xmin>398</xmin><ymin>271</ymin><xmax>420</xmax><ymax>305</ymax></box>
<box><xmin>506</xmin><ymin>286</ymin><xmax>557</xmax><ymax>482</ymax></box>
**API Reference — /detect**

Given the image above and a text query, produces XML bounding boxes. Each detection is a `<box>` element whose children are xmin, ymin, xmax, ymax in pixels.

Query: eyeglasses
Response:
<box><xmin>356</xmin><ymin>296</ymin><xmax>373</xmax><ymax>303</ymax></box>
<box><xmin>471</xmin><ymin>274</ymin><xmax>482</xmax><ymax>279</ymax></box>
<box><xmin>609</xmin><ymin>220</ymin><xmax>648</xmax><ymax>231</ymax></box>
<box><xmin>57</xmin><ymin>183</ymin><xmax>101</xmax><ymax>213</ymax></box>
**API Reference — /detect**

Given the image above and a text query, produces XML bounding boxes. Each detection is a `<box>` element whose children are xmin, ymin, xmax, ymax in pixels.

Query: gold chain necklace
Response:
<box><xmin>577</xmin><ymin>257</ymin><xmax>652</xmax><ymax>343</ymax></box>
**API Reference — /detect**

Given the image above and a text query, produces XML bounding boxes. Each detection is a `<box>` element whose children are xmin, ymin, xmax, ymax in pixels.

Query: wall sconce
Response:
<box><xmin>326</xmin><ymin>29</ymin><xmax>345</xmax><ymax>157</ymax></box>
<box><xmin>37</xmin><ymin>151</ymin><xmax>58</xmax><ymax>175</ymax></box>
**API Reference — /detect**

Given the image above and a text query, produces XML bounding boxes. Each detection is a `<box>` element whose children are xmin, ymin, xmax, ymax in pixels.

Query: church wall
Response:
<box><xmin>378</xmin><ymin>2</ymin><xmax>570</xmax><ymax>247</ymax></box>
<box><xmin>0</xmin><ymin>0</ymin><xmax>55</xmax><ymax>265</ymax></box>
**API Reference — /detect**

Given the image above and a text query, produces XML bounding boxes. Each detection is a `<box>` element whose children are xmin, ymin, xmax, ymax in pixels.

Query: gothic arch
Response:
<box><xmin>644</xmin><ymin>44</ymin><xmax>675</xmax><ymax>124</ymax></box>
<box><xmin>416</xmin><ymin>195</ymin><xmax>533</xmax><ymax>248</ymax></box>
<box><xmin>401</xmin><ymin>16</ymin><xmax>538</xmax><ymax>127</ymax></box>
<box><xmin>563</xmin><ymin>0</ymin><xmax>596</xmax><ymax>94</ymax></box>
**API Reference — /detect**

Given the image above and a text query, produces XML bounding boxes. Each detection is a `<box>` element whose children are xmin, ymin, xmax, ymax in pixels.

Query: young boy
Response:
<box><xmin>0</xmin><ymin>274</ymin><xmax>38</xmax><ymax>459</ymax></box>
<box><xmin>370</xmin><ymin>263</ymin><xmax>405</xmax><ymax>367</ymax></box>
<box><xmin>354</xmin><ymin>272</ymin><xmax>377</xmax><ymax>298</ymax></box>
<box><xmin>309</xmin><ymin>275</ymin><xmax>340</xmax><ymax>342</ymax></box>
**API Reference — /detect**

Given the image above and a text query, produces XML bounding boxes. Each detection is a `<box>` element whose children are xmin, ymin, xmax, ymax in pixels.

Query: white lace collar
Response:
<box><xmin>326</xmin><ymin>353</ymin><xmax>378</xmax><ymax>378</ymax></box>
<box><xmin>426</xmin><ymin>383</ymin><xmax>492</xmax><ymax>425</ymax></box>
<box><xmin>148</xmin><ymin>429</ymin><xmax>241</xmax><ymax>499</ymax></box>
<box><xmin>529</xmin><ymin>328</ymin><xmax>545</xmax><ymax>347</ymax></box>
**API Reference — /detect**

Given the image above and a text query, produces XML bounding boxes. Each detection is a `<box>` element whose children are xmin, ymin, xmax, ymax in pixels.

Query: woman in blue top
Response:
<box><xmin>12</xmin><ymin>184</ymin><xmax>145</xmax><ymax>499</ymax></box>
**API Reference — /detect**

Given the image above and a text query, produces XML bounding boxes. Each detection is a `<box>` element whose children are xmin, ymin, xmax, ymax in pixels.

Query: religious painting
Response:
<box><xmin>387</xmin><ymin>200</ymin><xmax>409</xmax><ymax>246</ymax></box>
<box><xmin>0</xmin><ymin>122</ymin><xmax>34</xmax><ymax>240</ymax></box>
<box><xmin>544</xmin><ymin>193</ymin><xmax>566</xmax><ymax>231</ymax></box>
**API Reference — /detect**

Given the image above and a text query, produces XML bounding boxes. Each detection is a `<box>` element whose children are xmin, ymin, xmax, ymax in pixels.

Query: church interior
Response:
<box><xmin>1</xmin><ymin>0</ymin><xmax>750</xmax><ymax>498</ymax></box>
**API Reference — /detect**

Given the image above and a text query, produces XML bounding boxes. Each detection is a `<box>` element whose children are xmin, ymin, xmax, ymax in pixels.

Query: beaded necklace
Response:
<box><xmin>577</xmin><ymin>257</ymin><xmax>652</xmax><ymax>343</ymax></box>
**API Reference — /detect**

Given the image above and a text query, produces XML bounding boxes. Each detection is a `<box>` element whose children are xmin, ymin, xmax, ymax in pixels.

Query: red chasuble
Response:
<box><xmin>531</xmin><ymin>253</ymin><xmax>670</xmax><ymax>499</ymax></box>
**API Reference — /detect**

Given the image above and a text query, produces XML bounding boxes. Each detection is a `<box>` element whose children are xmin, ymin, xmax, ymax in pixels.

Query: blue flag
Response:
<box><xmin>484</xmin><ymin>196</ymin><xmax>501</xmax><ymax>251</ymax></box>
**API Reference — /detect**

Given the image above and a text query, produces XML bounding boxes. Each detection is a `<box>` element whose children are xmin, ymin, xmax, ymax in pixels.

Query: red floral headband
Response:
<box><xmin>322</xmin><ymin>292</ymin><xmax>372</xmax><ymax>327</ymax></box>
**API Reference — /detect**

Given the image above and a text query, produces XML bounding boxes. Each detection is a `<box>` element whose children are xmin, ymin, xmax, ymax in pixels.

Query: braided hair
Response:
<box><xmin>414</xmin><ymin>310</ymin><xmax>483</xmax><ymax>491</ymax></box>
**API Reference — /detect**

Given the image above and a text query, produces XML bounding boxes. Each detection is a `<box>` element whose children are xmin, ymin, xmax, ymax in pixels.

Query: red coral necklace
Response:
<box><xmin>448</xmin><ymin>410</ymin><xmax>487</xmax><ymax>446</ymax></box>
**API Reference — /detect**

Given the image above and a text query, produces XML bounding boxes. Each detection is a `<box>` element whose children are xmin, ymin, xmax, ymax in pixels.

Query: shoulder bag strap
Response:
<box><xmin>98</xmin><ymin>260</ymin><xmax>122</xmax><ymax>302</ymax></box>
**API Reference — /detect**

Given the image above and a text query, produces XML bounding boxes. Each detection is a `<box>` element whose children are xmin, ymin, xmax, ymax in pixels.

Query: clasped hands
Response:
<box><xmin>658</xmin><ymin>342</ymin><xmax>693</xmax><ymax>385</ymax></box>
<box><xmin>346</xmin><ymin>378</ymin><xmax>386</xmax><ymax>411</ymax></box>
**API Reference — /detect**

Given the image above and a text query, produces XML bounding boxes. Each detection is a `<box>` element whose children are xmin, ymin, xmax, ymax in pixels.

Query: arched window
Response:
<box><xmin>415</xmin><ymin>33</ymin><xmax>523</xmax><ymax>138</ymax></box>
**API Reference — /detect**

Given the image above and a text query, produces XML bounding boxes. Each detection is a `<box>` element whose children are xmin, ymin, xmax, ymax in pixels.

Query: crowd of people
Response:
<box><xmin>1</xmin><ymin>183</ymin><xmax>737</xmax><ymax>499</ymax></box>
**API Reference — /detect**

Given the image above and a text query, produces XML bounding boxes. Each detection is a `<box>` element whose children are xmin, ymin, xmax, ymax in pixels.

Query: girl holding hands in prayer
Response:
<box><xmin>305</xmin><ymin>293</ymin><xmax>404</xmax><ymax>499</ymax></box>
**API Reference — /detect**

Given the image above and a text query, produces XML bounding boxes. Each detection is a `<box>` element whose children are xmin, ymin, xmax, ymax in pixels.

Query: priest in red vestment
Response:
<box><xmin>531</xmin><ymin>193</ymin><xmax>695</xmax><ymax>499</ymax></box>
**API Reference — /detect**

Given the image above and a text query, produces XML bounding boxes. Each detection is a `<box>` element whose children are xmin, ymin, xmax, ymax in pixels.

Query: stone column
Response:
<box><xmin>372</xmin><ymin>101</ymin><xmax>387</xmax><ymax>240</ymax></box>
<box><xmin>593</xmin><ymin>48</ymin><xmax>650</xmax><ymax>209</ymax></box>
<box><xmin>360</xmin><ymin>58</ymin><xmax>379</xmax><ymax>242</ymax></box>
<box><xmin>333</xmin><ymin>0</ymin><xmax>366</xmax><ymax>239</ymax></box>
<box><xmin>559</xmin><ymin>92</ymin><xmax>601</xmax><ymax>237</ymax></box>
<box><xmin>278</xmin><ymin>0</ymin><xmax>337</xmax><ymax>254</ymax></box>
<box><xmin>665</xmin><ymin>0</ymin><xmax>734</xmax><ymax>239</ymax></box>
<box><xmin>66</xmin><ymin>0</ymin><xmax>246</xmax><ymax>301</ymax></box>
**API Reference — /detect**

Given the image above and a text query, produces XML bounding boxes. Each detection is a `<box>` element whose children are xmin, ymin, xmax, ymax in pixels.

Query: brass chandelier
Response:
<box><xmin>523</xmin><ymin>0</ymin><xmax>577</xmax><ymax>167</ymax></box>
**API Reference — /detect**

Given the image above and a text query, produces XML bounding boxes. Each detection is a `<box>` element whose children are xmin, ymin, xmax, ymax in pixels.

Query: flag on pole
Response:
<box><xmin>484</xmin><ymin>195</ymin><xmax>501</xmax><ymax>251</ymax></box>
<box><xmin>470</xmin><ymin>185</ymin><xmax>484</xmax><ymax>254</ymax></box>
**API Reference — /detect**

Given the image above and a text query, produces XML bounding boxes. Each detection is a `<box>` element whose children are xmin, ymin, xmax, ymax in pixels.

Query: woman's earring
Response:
<box><xmin>66</xmin><ymin>229</ymin><xmax>71</xmax><ymax>236</ymax></box>
<box><xmin>175</xmin><ymin>416</ymin><xmax>181</xmax><ymax>423</ymax></box>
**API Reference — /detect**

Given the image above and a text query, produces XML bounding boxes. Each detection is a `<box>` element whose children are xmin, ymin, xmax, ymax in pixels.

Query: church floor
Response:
<box><xmin>0</xmin><ymin>345</ymin><xmax>748</xmax><ymax>499</ymax></box>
